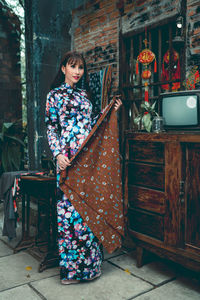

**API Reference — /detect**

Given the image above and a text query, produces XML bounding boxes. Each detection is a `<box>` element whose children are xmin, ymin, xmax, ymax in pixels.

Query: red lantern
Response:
<box><xmin>136</xmin><ymin>36</ymin><xmax>157</xmax><ymax>102</ymax></box>
<box><xmin>137</xmin><ymin>48</ymin><xmax>155</xmax><ymax>65</ymax></box>
<box><xmin>142</xmin><ymin>69</ymin><xmax>151</xmax><ymax>79</ymax></box>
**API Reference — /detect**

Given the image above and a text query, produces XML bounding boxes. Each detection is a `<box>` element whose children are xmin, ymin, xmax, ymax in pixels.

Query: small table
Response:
<box><xmin>14</xmin><ymin>175</ymin><xmax>58</xmax><ymax>272</ymax></box>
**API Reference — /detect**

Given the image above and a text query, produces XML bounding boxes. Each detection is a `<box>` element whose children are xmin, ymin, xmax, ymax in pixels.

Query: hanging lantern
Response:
<box><xmin>142</xmin><ymin>69</ymin><xmax>152</xmax><ymax>80</ymax></box>
<box><xmin>136</xmin><ymin>34</ymin><xmax>157</xmax><ymax>102</ymax></box>
<box><xmin>136</xmin><ymin>48</ymin><xmax>156</xmax><ymax>70</ymax></box>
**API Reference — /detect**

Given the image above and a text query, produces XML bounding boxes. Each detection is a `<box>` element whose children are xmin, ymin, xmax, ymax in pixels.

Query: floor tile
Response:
<box><xmin>103</xmin><ymin>247</ymin><xmax>129</xmax><ymax>260</ymax></box>
<box><xmin>0</xmin><ymin>284</ymin><xmax>41</xmax><ymax>300</ymax></box>
<box><xmin>108</xmin><ymin>252</ymin><xmax>176</xmax><ymax>285</ymax></box>
<box><xmin>31</xmin><ymin>261</ymin><xmax>153</xmax><ymax>300</ymax></box>
<box><xmin>135</xmin><ymin>277</ymin><xmax>200</xmax><ymax>300</ymax></box>
<box><xmin>0</xmin><ymin>251</ymin><xmax>59</xmax><ymax>291</ymax></box>
<box><xmin>0</xmin><ymin>240</ymin><xmax>13</xmax><ymax>257</ymax></box>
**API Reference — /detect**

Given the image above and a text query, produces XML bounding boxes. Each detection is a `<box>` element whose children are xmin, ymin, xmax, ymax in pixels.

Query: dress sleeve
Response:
<box><xmin>45</xmin><ymin>91</ymin><xmax>62</xmax><ymax>158</ymax></box>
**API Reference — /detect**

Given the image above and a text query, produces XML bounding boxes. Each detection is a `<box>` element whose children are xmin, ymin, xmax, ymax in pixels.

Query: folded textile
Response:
<box><xmin>60</xmin><ymin>100</ymin><xmax>124</xmax><ymax>253</ymax></box>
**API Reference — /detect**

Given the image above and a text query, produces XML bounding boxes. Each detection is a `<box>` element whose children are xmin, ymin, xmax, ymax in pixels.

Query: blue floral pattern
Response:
<box><xmin>45</xmin><ymin>83</ymin><xmax>102</xmax><ymax>280</ymax></box>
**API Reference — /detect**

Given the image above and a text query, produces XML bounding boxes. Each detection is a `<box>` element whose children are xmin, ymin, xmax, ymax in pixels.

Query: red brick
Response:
<box><xmin>109</xmin><ymin>11</ymin><xmax>120</xmax><ymax>20</ymax></box>
<box><xmin>85</xmin><ymin>0</ymin><xmax>100</xmax><ymax>9</ymax></box>
<box><xmin>90</xmin><ymin>8</ymin><xmax>107</xmax><ymax>19</ymax></box>
<box><xmin>99</xmin><ymin>0</ymin><xmax>111</xmax><ymax>9</ymax></box>
<box><xmin>99</xmin><ymin>15</ymin><xmax>108</xmax><ymax>23</ymax></box>
<box><xmin>89</xmin><ymin>19</ymin><xmax>99</xmax><ymax>28</ymax></box>
<box><xmin>124</xmin><ymin>3</ymin><xmax>135</xmax><ymax>14</ymax></box>
<box><xmin>80</xmin><ymin>15</ymin><xmax>92</xmax><ymax>26</ymax></box>
<box><xmin>104</xmin><ymin>3</ymin><xmax>117</xmax><ymax>14</ymax></box>
<box><xmin>75</xmin><ymin>27</ymin><xmax>82</xmax><ymax>35</ymax></box>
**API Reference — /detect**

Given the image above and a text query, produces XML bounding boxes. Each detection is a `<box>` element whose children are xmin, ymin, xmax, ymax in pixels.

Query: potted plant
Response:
<box><xmin>133</xmin><ymin>101</ymin><xmax>160</xmax><ymax>132</ymax></box>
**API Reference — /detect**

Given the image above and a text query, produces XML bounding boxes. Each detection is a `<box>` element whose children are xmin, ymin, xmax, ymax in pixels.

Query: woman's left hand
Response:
<box><xmin>114</xmin><ymin>98</ymin><xmax>123</xmax><ymax>111</ymax></box>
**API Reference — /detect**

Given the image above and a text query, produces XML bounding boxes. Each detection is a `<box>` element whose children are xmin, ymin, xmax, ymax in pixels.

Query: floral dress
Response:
<box><xmin>45</xmin><ymin>83</ymin><xmax>103</xmax><ymax>280</ymax></box>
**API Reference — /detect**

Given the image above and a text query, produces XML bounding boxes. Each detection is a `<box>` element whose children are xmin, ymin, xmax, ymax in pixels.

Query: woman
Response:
<box><xmin>45</xmin><ymin>51</ymin><xmax>122</xmax><ymax>284</ymax></box>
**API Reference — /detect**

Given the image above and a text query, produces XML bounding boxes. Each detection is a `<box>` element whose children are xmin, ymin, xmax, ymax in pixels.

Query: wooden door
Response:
<box><xmin>184</xmin><ymin>143</ymin><xmax>200</xmax><ymax>254</ymax></box>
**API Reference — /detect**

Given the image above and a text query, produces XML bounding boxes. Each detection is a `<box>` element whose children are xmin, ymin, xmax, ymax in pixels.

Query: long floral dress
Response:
<box><xmin>45</xmin><ymin>83</ymin><xmax>103</xmax><ymax>280</ymax></box>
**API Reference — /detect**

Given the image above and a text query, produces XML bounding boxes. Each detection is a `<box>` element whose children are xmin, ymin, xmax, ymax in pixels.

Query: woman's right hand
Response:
<box><xmin>57</xmin><ymin>154</ymin><xmax>71</xmax><ymax>171</ymax></box>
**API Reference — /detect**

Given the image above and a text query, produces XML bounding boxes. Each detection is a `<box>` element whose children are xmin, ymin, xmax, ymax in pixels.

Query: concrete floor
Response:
<box><xmin>0</xmin><ymin>203</ymin><xmax>200</xmax><ymax>300</ymax></box>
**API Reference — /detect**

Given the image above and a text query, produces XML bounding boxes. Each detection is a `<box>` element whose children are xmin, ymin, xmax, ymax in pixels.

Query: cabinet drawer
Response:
<box><xmin>128</xmin><ymin>208</ymin><xmax>164</xmax><ymax>241</ymax></box>
<box><xmin>129</xmin><ymin>185</ymin><xmax>166</xmax><ymax>214</ymax></box>
<box><xmin>128</xmin><ymin>141</ymin><xmax>164</xmax><ymax>164</ymax></box>
<box><xmin>128</xmin><ymin>162</ymin><xmax>165</xmax><ymax>190</ymax></box>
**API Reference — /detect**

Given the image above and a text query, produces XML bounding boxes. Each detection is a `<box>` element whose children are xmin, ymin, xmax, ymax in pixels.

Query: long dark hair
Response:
<box><xmin>50</xmin><ymin>51</ymin><xmax>90</xmax><ymax>91</ymax></box>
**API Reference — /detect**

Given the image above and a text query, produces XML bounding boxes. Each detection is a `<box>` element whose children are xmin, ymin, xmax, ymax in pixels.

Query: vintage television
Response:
<box><xmin>158</xmin><ymin>90</ymin><xmax>200</xmax><ymax>131</ymax></box>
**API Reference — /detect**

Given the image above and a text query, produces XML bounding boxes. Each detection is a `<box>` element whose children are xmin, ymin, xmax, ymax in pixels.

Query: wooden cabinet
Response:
<box><xmin>125</xmin><ymin>131</ymin><xmax>200</xmax><ymax>272</ymax></box>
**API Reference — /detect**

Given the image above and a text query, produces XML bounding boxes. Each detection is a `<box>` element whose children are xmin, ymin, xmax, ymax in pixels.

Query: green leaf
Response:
<box><xmin>142</xmin><ymin>114</ymin><xmax>152</xmax><ymax>132</ymax></box>
<box><xmin>141</xmin><ymin>101</ymin><xmax>151</xmax><ymax>109</ymax></box>
<box><xmin>144</xmin><ymin>101</ymin><xmax>151</xmax><ymax>107</ymax></box>
<box><xmin>151</xmin><ymin>101</ymin><xmax>156</xmax><ymax>110</ymax></box>
<box><xmin>133</xmin><ymin>116</ymin><xmax>141</xmax><ymax>124</ymax></box>
<box><xmin>2</xmin><ymin>123</ymin><xmax>13</xmax><ymax>135</ymax></box>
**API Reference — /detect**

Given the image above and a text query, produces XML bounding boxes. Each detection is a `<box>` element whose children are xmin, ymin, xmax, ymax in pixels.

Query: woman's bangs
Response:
<box><xmin>68</xmin><ymin>57</ymin><xmax>84</xmax><ymax>67</ymax></box>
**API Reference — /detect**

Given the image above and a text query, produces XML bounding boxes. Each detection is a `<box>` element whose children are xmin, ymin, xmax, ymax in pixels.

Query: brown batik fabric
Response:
<box><xmin>60</xmin><ymin>100</ymin><xmax>124</xmax><ymax>253</ymax></box>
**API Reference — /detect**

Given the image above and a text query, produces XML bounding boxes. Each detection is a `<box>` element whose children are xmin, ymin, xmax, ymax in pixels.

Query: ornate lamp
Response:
<box><xmin>173</xmin><ymin>15</ymin><xmax>185</xmax><ymax>45</ymax></box>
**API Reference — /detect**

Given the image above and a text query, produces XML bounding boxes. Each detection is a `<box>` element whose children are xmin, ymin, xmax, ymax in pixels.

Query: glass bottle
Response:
<box><xmin>152</xmin><ymin>116</ymin><xmax>165</xmax><ymax>133</ymax></box>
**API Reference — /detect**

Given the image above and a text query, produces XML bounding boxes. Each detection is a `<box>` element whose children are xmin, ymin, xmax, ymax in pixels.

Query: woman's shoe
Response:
<box><xmin>61</xmin><ymin>279</ymin><xmax>80</xmax><ymax>285</ymax></box>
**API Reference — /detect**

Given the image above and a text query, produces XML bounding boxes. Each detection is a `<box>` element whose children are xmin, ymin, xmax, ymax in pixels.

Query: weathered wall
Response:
<box><xmin>0</xmin><ymin>1</ymin><xmax>22</xmax><ymax>126</ymax></box>
<box><xmin>71</xmin><ymin>0</ymin><xmax>200</xmax><ymax>92</ymax></box>
<box><xmin>122</xmin><ymin>0</ymin><xmax>180</xmax><ymax>33</ymax></box>
<box><xmin>25</xmin><ymin>0</ymin><xmax>86</xmax><ymax>169</ymax></box>
<box><xmin>187</xmin><ymin>0</ymin><xmax>200</xmax><ymax>66</ymax></box>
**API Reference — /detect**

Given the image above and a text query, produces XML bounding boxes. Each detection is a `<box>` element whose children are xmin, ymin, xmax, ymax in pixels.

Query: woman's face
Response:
<box><xmin>61</xmin><ymin>60</ymin><xmax>84</xmax><ymax>87</ymax></box>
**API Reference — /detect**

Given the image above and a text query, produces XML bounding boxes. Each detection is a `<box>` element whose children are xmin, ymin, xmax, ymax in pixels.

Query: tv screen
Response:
<box><xmin>159</xmin><ymin>90</ymin><xmax>200</xmax><ymax>130</ymax></box>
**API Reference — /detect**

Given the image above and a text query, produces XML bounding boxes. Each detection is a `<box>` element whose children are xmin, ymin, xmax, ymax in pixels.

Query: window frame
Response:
<box><xmin>119</xmin><ymin>15</ymin><xmax>186</xmax><ymax>129</ymax></box>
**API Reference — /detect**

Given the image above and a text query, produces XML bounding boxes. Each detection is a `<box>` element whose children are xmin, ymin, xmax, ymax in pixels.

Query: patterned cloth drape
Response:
<box><xmin>60</xmin><ymin>99</ymin><xmax>124</xmax><ymax>253</ymax></box>
<box><xmin>89</xmin><ymin>71</ymin><xmax>101</xmax><ymax>112</ymax></box>
<box><xmin>89</xmin><ymin>65</ymin><xmax>112</xmax><ymax>112</ymax></box>
<box><xmin>101</xmin><ymin>65</ymin><xmax>112</xmax><ymax>110</ymax></box>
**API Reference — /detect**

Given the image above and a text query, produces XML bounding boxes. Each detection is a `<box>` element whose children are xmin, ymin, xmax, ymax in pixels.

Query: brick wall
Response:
<box><xmin>0</xmin><ymin>2</ymin><xmax>22</xmax><ymax>126</ymax></box>
<box><xmin>71</xmin><ymin>0</ymin><xmax>121</xmax><ymax>92</ymax></box>
<box><xmin>187</xmin><ymin>0</ymin><xmax>200</xmax><ymax>66</ymax></box>
<box><xmin>71</xmin><ymin>0</ymin><xmax>200</xmax><ymax>94</ymax></box>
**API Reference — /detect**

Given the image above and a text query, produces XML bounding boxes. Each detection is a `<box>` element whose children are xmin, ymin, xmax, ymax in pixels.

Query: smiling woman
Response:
<box><xmin>61</xmin><ymin>60</ymin><xmax>84</xmax><ymax>87</ymax></box>
<box><xmin>50</xmin><ymin>51</ymin><xmax>89</xmax><ymax>92</ymax></box>
<box><xmin>45</xmin><ymin>50</ymin><xmax>123</xmax><ymax>285</ymax></box>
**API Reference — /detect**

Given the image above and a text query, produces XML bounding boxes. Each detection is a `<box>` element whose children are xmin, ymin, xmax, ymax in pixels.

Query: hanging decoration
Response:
<box><xmin>161</xmin><ymin>49</ymin><xmax>181</xmax><ymax>91</ymax></box>
<box><xmin>183</xmin><ymin>65</ymin><xmax>200</xmax><ymax>90</ymax></box>
<box><xmin>136</xmin><ymin>29</ymin><xmax>157</xmax><ymax>102</ymax></box>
